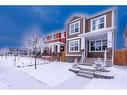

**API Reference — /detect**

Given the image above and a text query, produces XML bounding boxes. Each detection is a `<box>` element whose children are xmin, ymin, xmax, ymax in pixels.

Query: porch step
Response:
<box><xmin>68</xmin><ymin>68</ymin><xmax>79</xmax><ymax>73</ymax></box>
<box><xmin>77</xmin><ymin>73</ymin><xmax>93</xmax><ymax>79</ymax></box>
<box><xmin>78</xmin><ymin>70</ymin><xmax>94</xmax><ymax>75</ymax></box>
<box><xmin>78</xmin><ymin>66</ymin><xmax>95</xmax><ymax>72</ymax></box>
<box><xmin>94</xmin><ymin>72</ymin><xmax>114</xmax><ymax>79</ymax></box>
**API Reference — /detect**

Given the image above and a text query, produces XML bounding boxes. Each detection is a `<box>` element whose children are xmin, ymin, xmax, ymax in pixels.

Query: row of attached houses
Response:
<box><xmin>42</xmin><ymin>31</ymin><xmax>66</xmax><ymax>61</ymax></box>
<box><xmin>43</xmin><ymin>7</ymin><xmax>116</xmax><ymax>66</ymax></box>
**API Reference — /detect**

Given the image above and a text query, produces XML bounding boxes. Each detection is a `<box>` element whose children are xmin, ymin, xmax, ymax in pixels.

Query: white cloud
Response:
<box><xmin>32</xmin><ymin>7</ymin><xmax>60</xmax><ymax>23</ymax></box>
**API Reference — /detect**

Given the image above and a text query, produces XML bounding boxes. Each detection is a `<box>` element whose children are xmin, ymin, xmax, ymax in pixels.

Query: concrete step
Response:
<box><xmin>79</xmin><ymin>63</ymin><xmax>93</xmax><ymax>66</ymax></box>
<box><xmin>69</xmin><ymin>68</ymin><xmax>79</xmax><ymax>73</ymax></box>
<box><xmin>78</xmin><ymin>66</ymin><xmax>95</xmax><ymax>72</ymax></box>
<box><xmin>78</xmin><ymin>70</ymin><xmax>94</xmax><ymax>75</ymax></box>
<box><xmin>94</xmin><ymin>72</ymin><xmax>114</xmax><ymax>79</ymax></box>
<box><xmin>77</xmin><ymin>73</ymin><xmax>93</xmax><ymax>79</ymax></box>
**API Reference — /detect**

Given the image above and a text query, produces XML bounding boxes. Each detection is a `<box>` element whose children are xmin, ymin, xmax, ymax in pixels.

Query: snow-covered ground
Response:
<box><xmin>84</xmin><ymin>66</ymin><xmax>127</xmax><ymax>89</ymax></box>
<box><xmin>1</xmin><ymin>55</ymin><xmax>127</xmax><ymax>89</ymax></box>
<box><xmin>19</xmin><ymin>62</ymin><xmax>76</xmax><ymax>87</ymax></box>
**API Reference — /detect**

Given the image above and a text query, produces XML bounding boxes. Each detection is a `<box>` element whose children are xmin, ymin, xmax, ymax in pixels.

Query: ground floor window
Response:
<box><xmin>89</xmin><ymin>39</ymin><xmax>107</xmax><ymax>52</ymax></box>
<box><xmin>69</xmin><ymin>39</ymin><xmax>80</xmax><ymax>52</ymax></box>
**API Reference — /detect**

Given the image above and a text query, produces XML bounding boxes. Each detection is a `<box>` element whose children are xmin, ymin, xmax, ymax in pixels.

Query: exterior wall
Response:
<box><xmin>85</xmin><ymin>11</ymin><xmax>113</xmax><ymax>33</ymax></box>
<box><xmin>66</xmin><ymin>56</ymin><xmax>81</xmax><ymax>63</ymax></box>
<box><xmin>88</xmin><ymin>52</ymin><xmax>104</xmax><ymax>58</ymax></box>
<box><xmin>66</xmin><ymin>16</ymin><xmax>84</xmax><ymax>60</ymax></box>
<box><xmin>106</xmin><ymin>11</ymin><xmax>112</xmax><ymax>28</ymax></box>
<box><xmin>46</xmin><ymin>32</ymin><xmax>66</xmax><ymax>44</ymax></box>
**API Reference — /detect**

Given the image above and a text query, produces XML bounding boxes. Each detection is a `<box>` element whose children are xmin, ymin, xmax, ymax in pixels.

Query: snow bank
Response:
<box><xmin>20</xmin><ymin>62</ymin><xmax>76</xmax><ymax>87</ymax></box>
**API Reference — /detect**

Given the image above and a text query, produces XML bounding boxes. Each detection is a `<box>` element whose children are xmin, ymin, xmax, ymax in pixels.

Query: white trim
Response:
<box><xmin>79</xmin><ymin>27</ymin><xmax>115</xmax><ymax>37</ymax></box>
<box><xmin>69</xmin><ymin>21</ymin><xmax>80</xmax><ymax>35</ymax></box>
<box><xmin>90</xmin><ymin>15</ymin><xmax>106</xmax><ymax>32</ymax></box>
<box><xmin>112</xmin><ymin>9</ymin><xmax>115</xmax><ymax>28</ymax></box>
<box><xmin>83</xmin><ymin>18</ymin><xmax>85</xmax><ymax>33</ymax></box>
<box><xmin>66</xmin><ymin>36</ymin><xmax>81</xmax><ymax>41</ymax></box>
<box><xmin>87</xmin><ymin>7</ymin><xmax>115</xmax><ymax>19</ymax></box>
<box><xmin>69</xmin><ymin>39</ymin><xmax>80</xmax><ymax>52</ymax></box>
<box><xmin>65</xmin><ymin>13</ymin><xmax>86</xmax><ymax>24</ymax></box>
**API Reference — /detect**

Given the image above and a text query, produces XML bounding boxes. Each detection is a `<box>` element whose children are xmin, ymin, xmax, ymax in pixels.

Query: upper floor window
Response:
<box><xmin>69</xmin><ymin>21</ymin><xmax>80</xmax><ymax>35</ymax></box>
<box><xmin>92</xmin><ymin>19</ymin><xmax>97</xmax><ymax>31</ymax></box>
<box><xmin>91</xmin><ymin>15</ymin><xmax>106</xmax><ymax>31</ymax></box>
<box><xmin>98</xmin><ymin>17</ymin><xmax>104</xmax><ymax>29</ymax></box>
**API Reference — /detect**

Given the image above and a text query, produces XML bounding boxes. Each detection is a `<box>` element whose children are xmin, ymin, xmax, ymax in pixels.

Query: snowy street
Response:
<box><xmin>0</xmin><ymin>56</ymin><xmax>127</xmax><ymax>89</ymax></box>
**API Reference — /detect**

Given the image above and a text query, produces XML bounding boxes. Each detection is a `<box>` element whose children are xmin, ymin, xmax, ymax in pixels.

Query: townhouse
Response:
<box><xmin>42</xmin><ymin>30</ymin><xmax>66</xmax><ymax>61</ymax></box>
<box><xmin>65</xmin><ymin>7</ymin><xmax>116</xmax><ymax>65</ymax></box>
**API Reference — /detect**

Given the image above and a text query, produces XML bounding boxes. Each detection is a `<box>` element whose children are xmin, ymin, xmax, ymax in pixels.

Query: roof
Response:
<box><xmin>87</xmin><ymin>7</ymin><xmax>116</xmax><ymax>19</ymax></box>
<box><xmin>65</xmin><ymin>7</ymin><xmax>116</xmax><ymax>24</ymax></box>
<box><xmin>45</xmin><ymin>29</ymin><xmax>65</xmax><ymax>37</ymax></box>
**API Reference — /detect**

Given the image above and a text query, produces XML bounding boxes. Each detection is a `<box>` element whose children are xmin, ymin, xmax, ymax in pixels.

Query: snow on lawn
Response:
<box><xmin>19</xmin><ymin>62</ymin><xmax>76</xmax><ymax>87</ymax></box>
<box><xmin>0</xmin><ymin>78</ymin><xmax>12</xmax><ymax>89</ymax></box>
<box><xmin>84</xmin><ymin>66</ymin><xmax>127</xmax><ymax>89</ymax></box>
<box><xmin>15</xmin><ymin>57</ymin><xmax>50</xmax><ymax>67</ymax></box>
<box><xmin>0</xmin><ymin>56</ymin><xmax>50</xmax><ymax>67</ymax></box>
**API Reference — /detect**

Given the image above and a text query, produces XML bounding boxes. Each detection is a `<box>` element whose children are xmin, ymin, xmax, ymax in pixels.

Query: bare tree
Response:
<box><xmin>23</xmin><ymin>25</ymin><xmax>46</xmax><ymax>69</ymax></box>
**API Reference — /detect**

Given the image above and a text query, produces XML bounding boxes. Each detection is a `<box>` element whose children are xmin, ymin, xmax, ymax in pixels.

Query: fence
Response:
<box><xmin>114</xmin><ymin>49</ymin><xmax>127</xmax><ymax>66</ymax></box>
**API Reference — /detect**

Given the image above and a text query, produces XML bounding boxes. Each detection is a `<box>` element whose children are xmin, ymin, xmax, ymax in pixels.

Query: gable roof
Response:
<box><xmin>66</xmin><ymin>13</ymin><xmax>87</xmax><ymax>24</ymax></box>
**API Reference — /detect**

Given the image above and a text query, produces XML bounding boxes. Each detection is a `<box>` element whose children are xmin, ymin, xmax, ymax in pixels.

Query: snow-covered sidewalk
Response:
<box><xmin>20</xmin><ymin>62</ymin><xmax>76</xmax><ymax>87</ymax></box>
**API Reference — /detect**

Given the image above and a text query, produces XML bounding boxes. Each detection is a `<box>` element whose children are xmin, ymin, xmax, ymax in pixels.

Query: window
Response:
<box><xmin>69</xmin><ymin>21</ymin><xmax>80</xmax><ymax>35</ymax></box>
<box><xmin>96</xmin><ymin>40</ymin><xmax>101</xmax><ymax>51</ymax></box>
<box><xmin>90</xmin><ymin>41</ymin><xmax>95</xmax><ymax>51</ymax></box>
<box><xmin>102</xmin><ymin>39</ymin><xmax>107</xmax><ymax>50</ymax></box>
<box><xmin>89</xmin><ymin>39</ymin><xmax>107</xmax><ymax>52</ymax></box>
<box><xmin>92</xmin><ymin>19</ymin><xmax>97</xmax><ymax>31</ymax></box>
<box><xmin>98</xmin><ymin>17</ymin><xmax>104</xmax><ymax>29</ymax></box>
<box><xmin>69</xmin><ymin>40</ymin><xmax>80</xmax><ymax>52</ymax></box>
<box><xmin>91</xmin><ymin>15</ymin><xmax>106</xmax><ymax>31</ymax></box>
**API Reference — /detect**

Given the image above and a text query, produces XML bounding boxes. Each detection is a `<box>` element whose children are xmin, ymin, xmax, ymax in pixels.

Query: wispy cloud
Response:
<box><xmin>0</xmin><ymin>36</ymin><xmax>18</xmax><ymax>42</ymax></box>
<box><xmin>32</xmin><ymin>7</ymin><xmax>61</xmax><ymax>23</ymax></box>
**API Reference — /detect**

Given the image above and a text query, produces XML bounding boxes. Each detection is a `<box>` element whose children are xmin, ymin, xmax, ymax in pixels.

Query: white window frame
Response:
<box><xmin>89</xmin><ymin>39</ymin><xmax>107</xmax><ymax>52</ymax></box>
<box><xmin>69</xmin><ymin>21</ymin><xmax>80</xmax><ymax>35</ymax></box>
<box><xmin>91</xmin><ymin>15</ymin><xmax>106</xmax><ymax>31</ymax></box>
<box><xmin>69</xmin><ymin>39</ymin><xmax>80</xmax><ymax>52</ymax></box>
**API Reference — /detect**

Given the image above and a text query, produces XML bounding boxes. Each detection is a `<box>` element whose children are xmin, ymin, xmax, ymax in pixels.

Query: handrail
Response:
<box><xmin>104</xmin><ymin>49</ymin><xmax>107</xmax><ymax>64</ymax></box>
<box><xmin>80</xmin><ymin>50</ymin><xmax>85</xmax><ymax>64</ymax></box>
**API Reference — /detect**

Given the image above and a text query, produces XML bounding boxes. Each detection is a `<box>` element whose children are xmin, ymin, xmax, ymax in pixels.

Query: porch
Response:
<box><xmin>79</xmin><ymin>28</ymin><xmax>115</xmax><ymax>65</ymax></box>
<box><xmin>42</xmin><ymin>42</ymin><xmax>66</xmax><ymax>61</ymax></box>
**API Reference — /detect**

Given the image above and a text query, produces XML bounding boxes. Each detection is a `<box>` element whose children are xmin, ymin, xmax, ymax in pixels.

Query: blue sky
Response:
<box><xmin>116</xmin><ymin>6</ymin><xmax>127</xmax><ymax>49</ymax></box>
<box><xmin>0</xmin><ymin>5</ymin><xmax>125</xmax><ymax>49</ymax></box>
